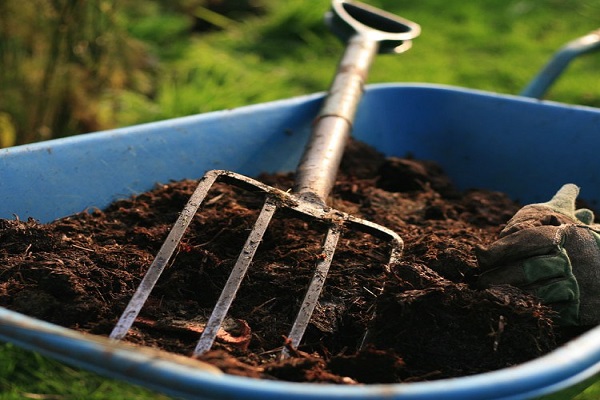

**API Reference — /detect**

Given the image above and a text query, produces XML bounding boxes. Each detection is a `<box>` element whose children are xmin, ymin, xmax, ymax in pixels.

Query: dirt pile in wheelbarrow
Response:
<box><xmin>0</xmin><ymin>139</ymin><xmax>583</xmax><ymax>384</ymax></box>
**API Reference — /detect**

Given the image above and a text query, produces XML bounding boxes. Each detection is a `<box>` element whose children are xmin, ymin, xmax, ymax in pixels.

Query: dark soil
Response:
<box><xmin>0</xmin><ymin>139</ymin><xmax>575</xmax><ymax>384</ymax></box>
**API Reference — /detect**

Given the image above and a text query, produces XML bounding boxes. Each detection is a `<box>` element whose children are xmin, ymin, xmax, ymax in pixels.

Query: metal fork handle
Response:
<box><xmin>292</xmin><ymin>35</ymin><xmax>378</xmax><ymax>203</ymax></box>
<box><xmin>292</xmin><ymin>0</ymin><xmax>419</xmax><ymax>204</ymax></box>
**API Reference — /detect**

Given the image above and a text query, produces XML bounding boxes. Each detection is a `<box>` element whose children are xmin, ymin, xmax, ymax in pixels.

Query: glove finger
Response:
<box><xmin>500</xmin><ymin>207</ymin><xmax>575</xmax><ymax>236</ymax></box>
<box><xmin>477</xmin><ymin>250</ymin><xmax>571</xmax><ymax>288</ymax></box>
<box><xmin>574</xmin><ymin>208</ymin><xmax>595</xmax><ymax>225</ymax></box>
<box><xmin>522</xmin><ymin>252</ymin><xmax>574</xmax><ymax>286</ymax></box>
<box><xmin>477</xmin><ymin>254</ymin><xmax>580</xmax><ymax>326</ymax></box>
<box><xmin>477</xmin><ymin>225</ymin><xmax>564</xmax><ymax>268</ymax></box>
<box><xmin>500</xmin><ymin>184</ymin><xmax>581</xmax><ymax>236</ymax></box>
<box><xmin>531</xmin><ymin>275</ymin><xmax>579</xmax><ymax>304</ymax></box>
<box><xmin>545</xmin><ymin>184</ymin><xmax>580</xmax><ymax>214</ymax></box>
<box><xmin>536</xmin><ymin>275</ymin><xmax>580</xmax><ymax>327</ymax></box>
<box><xmin>527</xmin><ymin>272</ymin><xmax>579</xmax><ymax>326</ymax></box>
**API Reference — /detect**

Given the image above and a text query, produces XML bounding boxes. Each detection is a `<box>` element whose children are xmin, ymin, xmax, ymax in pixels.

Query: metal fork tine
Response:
<box><xmin>193</xmin><ymin>197</ymin><xmax>278</xmax><ymax>356</ymax></box>
<box><xmin>110</xmin><ymin>171</ymin><xmax>220</xmax><ymax>341</ymax></box>
<box><xmin>282</xmin><ymin>224</ymin><xmax>341</xmax><ymax>357</ymax></box>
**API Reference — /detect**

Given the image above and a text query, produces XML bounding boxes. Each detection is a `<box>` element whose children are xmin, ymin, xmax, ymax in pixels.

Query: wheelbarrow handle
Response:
<box><xmin>521</xmin><ymin>28</ymin><xmax>600</xmax><ymax>99</ymax></box>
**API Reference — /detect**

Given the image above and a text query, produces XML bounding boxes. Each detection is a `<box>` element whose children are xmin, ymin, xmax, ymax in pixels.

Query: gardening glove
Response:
<box><xmin>476</xmin><ymin>184</ymin><xmax>600</xmax><ymax>326</ymax></box>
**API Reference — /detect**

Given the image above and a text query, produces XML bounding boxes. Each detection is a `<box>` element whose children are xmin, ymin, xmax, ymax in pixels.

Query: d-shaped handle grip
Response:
<box><xmin>293</xmin><ymin>1</ymin><xmax>420</xmax><ymax>202</ymax></box>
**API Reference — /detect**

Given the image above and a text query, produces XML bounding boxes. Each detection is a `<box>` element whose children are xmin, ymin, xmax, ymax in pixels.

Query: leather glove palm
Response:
<box><xmin>476</xmin><ymin>184</ymin><xmax>600</xmax><ymax>326</ymax></box>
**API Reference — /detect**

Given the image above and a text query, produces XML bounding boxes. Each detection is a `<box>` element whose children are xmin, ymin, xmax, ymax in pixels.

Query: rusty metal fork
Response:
<box><xmin>109</xmin><ymin>0</ymin><xmax>419</xmax><ymax>357</ymax></box>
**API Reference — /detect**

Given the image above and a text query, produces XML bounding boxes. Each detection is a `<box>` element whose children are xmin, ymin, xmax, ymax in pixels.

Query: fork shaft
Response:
<box><xmin>293</xmin><ymin>35</ymin><xmax>378</xmax><ymax>203</ymax></box>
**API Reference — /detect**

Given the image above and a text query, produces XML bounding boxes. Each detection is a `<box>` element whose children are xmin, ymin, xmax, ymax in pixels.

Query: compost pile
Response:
<box><xmin>0</xmin><ymin>139</ymin><xmax>573</xmax><ymax>384</ymax></box>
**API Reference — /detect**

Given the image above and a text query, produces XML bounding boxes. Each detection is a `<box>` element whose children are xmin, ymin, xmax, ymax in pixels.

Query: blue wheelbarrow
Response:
<box><xmin>1</xmin><ymin>1</ymin><xmax>600</xmax><ymax>399</ymax></box>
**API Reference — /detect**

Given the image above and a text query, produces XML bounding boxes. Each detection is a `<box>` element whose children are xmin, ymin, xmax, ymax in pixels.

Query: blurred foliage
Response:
<box><xmin>0</xmin><ymin>343</ymin><xmax>170</xmax><ymax>399</ymax></box>
<box><xmin>0</xmin><ymin>0</ymin><xmax>157</xmax><ymax>145</ymax></box>
<box><xmin>0</xmin><ymin>112</ymin><xmax>16</xmax><ymax>148</ymax></box>
<box><xmin>0</xmin><ymin>0</ymin><xmax>267</xmax><ymax>147</ymax></box>
<box><xmin>112</xmin><ymin>0</ymin><xmax>600</xmax><ymax>129</ymax></box>
<box><xmin>0</xmin><ymin>0</ymin><xmax>599</xmax><ymax>149</ymax></box>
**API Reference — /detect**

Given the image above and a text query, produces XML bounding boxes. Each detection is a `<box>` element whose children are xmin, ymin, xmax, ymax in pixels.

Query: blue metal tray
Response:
<box><xmin>2</xmin><ymin>83</ymin><xmax>600</xmax><ymax>399</ymax></box>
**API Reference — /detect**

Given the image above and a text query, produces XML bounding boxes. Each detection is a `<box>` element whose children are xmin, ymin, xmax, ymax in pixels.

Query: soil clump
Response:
<box><xmin>0</xmin><ymin>140</ymin><xmax>573</xmax><ymax>383</ymax></box>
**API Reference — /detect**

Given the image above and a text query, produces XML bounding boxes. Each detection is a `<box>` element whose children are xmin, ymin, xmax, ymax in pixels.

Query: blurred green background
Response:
<box><xmin>1</xmin><ymin>0</ymin><xmax>599</xmax><ymax>148</ymax></box>
<box><xmin>1</xmin><ymin>0</ymin><xmax>600</xmax><ymax>398</ymax></box>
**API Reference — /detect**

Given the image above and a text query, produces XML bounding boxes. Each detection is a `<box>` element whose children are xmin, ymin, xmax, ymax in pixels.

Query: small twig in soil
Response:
<box><xmin>489</xmin><ymin>315</ymin><xmax>507</xmax><ymax>352</ymax></box>
<box><xmin>72</xmin><ymin>244</ymin><xmax>94</xmax><ymax>252</ymax></box>
<box><xmin>249</xmin><ymin>297</ymin><xmax>277</xmax><ymax>316</ymax></box>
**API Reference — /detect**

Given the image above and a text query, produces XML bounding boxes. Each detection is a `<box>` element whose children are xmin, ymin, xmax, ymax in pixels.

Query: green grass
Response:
<box><xmin>576</xmin><ymin>382</ymin><xmax>600</xmax><ymax>400</ymax></box>
<box><xmin>2</xmin><ymin>0</ymin><xmax>600</xmax><ymax>398</ymax></box>
<box><xmin>106</xmin><ymin>0</ymin><xmax>600</xmax><ymax>130</ymax></box>
<box><xmin>0</xmin><ymin>343</ymin><xmax>169</xmax><ymax>399</ymax></box>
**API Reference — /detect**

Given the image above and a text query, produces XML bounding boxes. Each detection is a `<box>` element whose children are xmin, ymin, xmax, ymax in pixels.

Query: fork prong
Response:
<box><xmin>193</xmin><ymin>197</ymin><xmax>278</xmax><ymax>356</ymax></box>
<box><xmin>282</xmin><ymin>224</ymin><xmax>341</xmax><ymax>358</ymax></box>
<box><xmin>110</xmin><ymin>171</ymin><xmax>220</xmax><ymax>341</ymax></box>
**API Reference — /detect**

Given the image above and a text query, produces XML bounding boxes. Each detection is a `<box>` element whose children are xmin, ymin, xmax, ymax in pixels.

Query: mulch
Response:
<box><xmin>0</xmin><ymin>139</ymin><xmax>582</xmax><ymax>384</ymax></box>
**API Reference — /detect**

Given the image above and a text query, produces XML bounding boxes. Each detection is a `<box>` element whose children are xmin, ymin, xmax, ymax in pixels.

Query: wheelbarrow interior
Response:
<box><xmin>2</xmin><ymin>84</ymin><xmax>600</xmax><ymax>224</ymax></box>
<box><xmin>1</xmin><ymin>83</ymin><xmax>600</xmax><ymax>400</ymax></box>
